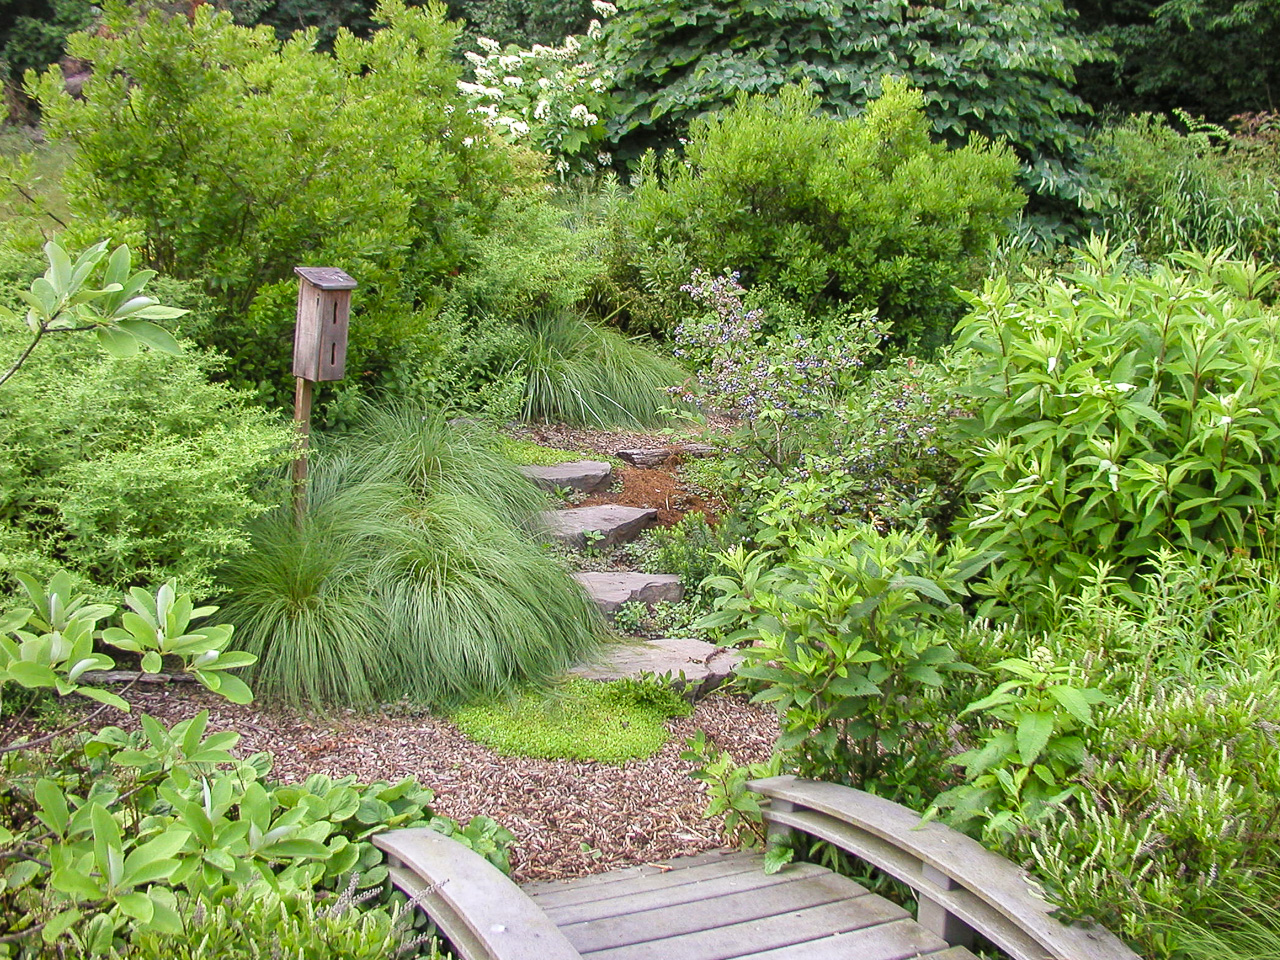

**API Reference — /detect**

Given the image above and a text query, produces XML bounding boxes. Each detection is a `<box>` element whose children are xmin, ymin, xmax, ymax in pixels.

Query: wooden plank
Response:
<box><xmin>749</xmin><ymin>777</ymin><xmax>1141</xmax><ymax>960</ymax></box>
<box><xmin>374</xmin><ymin>828</ymin><xmax>581</xmax><ymax>960</ymax></box>
<box><xmin>737</xmin><ymin>917</ymin><xmax>950</xmax><ymax>960</ymax></box>
<box><xmin>762</xmin><ymin>806</ymin><xmax>1046</xmax><ymax>960</ymax></box>
<box><xmin>544</xmin><ymin>862</ymin><xmax>828</xmax><ymax>926</ymax></box>
<box><xmin>562</xmin><ymin>871</ymin><xmax>870</xmax><ymax>953</ymax></box>
<box><xmin>523</xmin><ymin>852</ymin><xmax>758</xmax><ymax>907</ymax></box>
<box><xmin>528</xmin><ymin>854</ymin><xmax>769</xmax><ymax>912</ymax></box>
<box><xmin>584</xmin><ymin>893</ymin><xmax>909</xmax><ymax>960</ymax></box>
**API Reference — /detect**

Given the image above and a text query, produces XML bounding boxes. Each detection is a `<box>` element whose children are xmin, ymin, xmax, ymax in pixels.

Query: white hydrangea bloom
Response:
<box><xmin>477</xmin><ymin>36</ymin><xmax>500</xmax><ymax>53</ymax></box>
<box><xmin>534</xmin><ymin>99</ymin><xmax>550</xmax><ymax>119</ymax></box>
<box><xmin>510</xmin><ymin>120</ymin><xmax>530</xmax><ymax>136</ymax></box>
<box><xmin>503</xmin><ymin>75</ymin><xmax>523</xmax><ymax>87</ymax></box>
<box><xmin>592</xmin><ymin>0</ymin><xmax>617</xmax><ymax>15</ymax></box>
<box><xmin>569</xmin><ymin>104</ymin><xmax>590</xmax><ymax>122</ymax></box>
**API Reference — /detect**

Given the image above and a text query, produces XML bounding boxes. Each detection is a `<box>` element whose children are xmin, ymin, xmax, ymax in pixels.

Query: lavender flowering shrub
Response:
<box><xmin>671</xmin><ymin>269</ymin><xmax>886</xmax><ymax>467</ymax></box>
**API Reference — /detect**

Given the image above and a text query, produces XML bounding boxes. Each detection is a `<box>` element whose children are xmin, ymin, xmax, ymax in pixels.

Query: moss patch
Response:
<box><xmin>452</xmin><ymin>677</ymin><xmax>692</xmax><ymax>763</ymax></box>
<box><xmin>496</xmin><ymin>436</ymin><xmax>624</xmax><ymax>468</ymax></box>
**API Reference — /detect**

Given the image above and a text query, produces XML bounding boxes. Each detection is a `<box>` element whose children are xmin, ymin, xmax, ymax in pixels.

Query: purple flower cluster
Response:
<box><xmin>671</xmin><ymin>269</ymin><xmax>873</xmax><ymax>424</ymax></box>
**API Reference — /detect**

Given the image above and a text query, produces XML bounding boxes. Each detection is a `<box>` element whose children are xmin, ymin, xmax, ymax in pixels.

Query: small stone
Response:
<box><xmin>569</xmin><ymin>637</ymin><xmax>742</xmax><ymax>699</ymax></box>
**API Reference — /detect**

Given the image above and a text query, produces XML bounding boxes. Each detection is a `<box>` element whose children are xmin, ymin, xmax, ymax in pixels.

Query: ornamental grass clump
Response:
<box><xmin>219</xmin><ymin>403</ymin><xmax>605</xmax><ymax>707</ymax></box>
<box><xmin>519</xmin><ymin>308</ymin><xmax>689</xmax><ymax>427</ymax></box>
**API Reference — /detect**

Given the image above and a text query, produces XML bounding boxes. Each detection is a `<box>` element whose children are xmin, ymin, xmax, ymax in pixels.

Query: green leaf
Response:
<box><xmin>1017</xmin><ymin>711</ymin><xmax>1055</xmax><ymax>767</ymax></box>
<box><xmin>1046</xmin><ymin>685</ymin><xmax>1096</xmax><ymax>725</ymax></box>
<box><xmin>97</xmin><ymin>324</ymin><xmax>139</xmax><ymax>358</ymax></box>
<box><xmin>763</xmin><ymin>844</ymin><xmax>794</xmax><ymax>875</ymax></box>
<box><xmin>35</xmin><ymin>779</ymin><xmax>70</xmax><ymax>836</ymax></box>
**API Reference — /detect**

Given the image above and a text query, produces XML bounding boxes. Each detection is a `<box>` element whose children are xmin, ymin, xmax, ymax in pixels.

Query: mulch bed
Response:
<box><xmin>84</xmin><ymin>686</ymin><xmax>778</xmax><ymax>883</ymax></box>
<box><xmin>580</xmin><ymin>465</ymin><xmax>721</xmax><ymax>527</ymax></box>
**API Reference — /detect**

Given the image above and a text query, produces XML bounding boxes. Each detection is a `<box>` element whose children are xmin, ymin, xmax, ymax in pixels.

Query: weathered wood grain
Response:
<box><xmin>374</xmin><ymin>828</ymin><xmax>581</xmax><ymax>960</ymax></box>
<box><xmin>749</xmin><ymin>776</ymin><xmax>1141</xmax><ymax>960</ymax></box>
<box><xmin>560</xmin><ymin>871</ymin><xmax>869</xmax><ymax>953</ymax></box>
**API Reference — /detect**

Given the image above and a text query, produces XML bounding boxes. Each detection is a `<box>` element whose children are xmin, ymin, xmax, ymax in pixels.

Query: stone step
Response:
<box><xmin>615</xmin><ymin>443</ymin><xmax>716</xmax><ymax>467</ymax></box>
<box><xmin>573</xmin><ymin>572</ymin><xmax>683</xmax><ymax>616</ymax></box>
<box><xmin>569</xmin><ymin>637</ymin><xmax>742</xmax><ymax>699</ymax></box>
<box><xmin>542</xmin><ymin>505</ymin><xmax>657</xmax><ymax>550</ymax></box>
<box><xmin>520</xmin><ymin>460</ymin><xmax>614</xmax><ymax>494</ymax></box>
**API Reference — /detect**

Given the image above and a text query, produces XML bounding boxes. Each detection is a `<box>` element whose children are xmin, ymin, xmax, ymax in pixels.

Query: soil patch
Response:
<box><xmin>70</xmin><ymin>687</ymin><xmax>777</xmax><ymax>883</ymax></box>
<box><xmin>581</xmin><ymin>465</ymin><xmax>720</xmax><ymax>527</ymax></box>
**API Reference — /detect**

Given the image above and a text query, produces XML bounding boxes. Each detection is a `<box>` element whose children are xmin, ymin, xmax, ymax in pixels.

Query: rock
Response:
<box><xmin>542</xmin><ymin>505</ymin><xmax>657</xmax><ymax>550</ymax></box>
<box><xmin>615</xmin><ymin>444</ymin><xmax>717</xmax><ymax>467</ymax></box>
<box><xmin>521</xmin><ymin>461</ymin><xmax>614</xmax><ymax>494</ymax></box>
<box><xmin>569</xmin><ymin>637</ymin><xmax>742</xmax><ymax>698</ymax></box>
<box><xmin>573</xmin><ymin>572</ymin><xmax>683</xmax><ymax>616</ymax></box>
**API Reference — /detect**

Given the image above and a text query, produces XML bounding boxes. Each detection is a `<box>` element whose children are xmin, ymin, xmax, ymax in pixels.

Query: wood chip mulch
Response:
<box><xmin>86</xmin><ymin>687</ymin><xmax>778</xmax><ymax>883</ymax></box>
<box><xmin>580</xmin><ymin>465</ymin><xmax>721</xmax><ymax>527</ymax></box>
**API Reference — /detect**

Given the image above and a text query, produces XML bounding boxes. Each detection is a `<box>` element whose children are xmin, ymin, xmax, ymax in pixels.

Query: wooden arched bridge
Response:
<box><xmin>374</xmin><ymin>776</ymin><xmax>1138</xmax><ymax>960</ymax></box>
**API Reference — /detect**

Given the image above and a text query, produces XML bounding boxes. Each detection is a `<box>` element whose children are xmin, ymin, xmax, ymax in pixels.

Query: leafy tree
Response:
<box><xmin>30</xmin><ymin>0</ymin><xmax>530</xmax><ymax>407</ymax></box>
<box><xmin>602</xmin><ymin>0</ymin><xmax>1102</xmax><ymax>212</ymax></box>
<box><xmin>1070</xmin><ymin>0</ymin><xmax>1280</xmax><ymax>122</ymax></box>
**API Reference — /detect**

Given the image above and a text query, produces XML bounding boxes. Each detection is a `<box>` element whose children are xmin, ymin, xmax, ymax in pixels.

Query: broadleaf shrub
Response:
<box><xmin>952</xmin><ymin>239</ymin><xmax>1280</xmax><ymax>618</ymax></box>
<box><xmin>32</xmin><ymin>0</ymin><xmax>533</xmax><ymax>409</ymax></box>
<box><xmin>0</xmin><ymin>317</ymin><xmax>291</xmax><ymax>600</ymax></box>
<box><xmin>617</xmin><ymin>83</ymin><xmax>1022</xmax><ymax>346</ymax></box>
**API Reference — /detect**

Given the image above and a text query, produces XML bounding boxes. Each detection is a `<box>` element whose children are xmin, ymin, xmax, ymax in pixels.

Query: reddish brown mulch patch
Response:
<box><xmin>79</xmin><ymin>687</ymin><xmax>777</xmax><ymax>883</ymax></box>
<box><xmin>580</xmin><ymin>465</ymin><xmax>720</xmax><ymax>527</ymax></box>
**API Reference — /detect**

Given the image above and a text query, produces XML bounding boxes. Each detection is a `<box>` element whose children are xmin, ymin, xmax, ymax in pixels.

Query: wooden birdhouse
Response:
<box><xmin>292</xmin><ymin>266</ymin><xmax>356</xmax><ymax>382</ymax></box>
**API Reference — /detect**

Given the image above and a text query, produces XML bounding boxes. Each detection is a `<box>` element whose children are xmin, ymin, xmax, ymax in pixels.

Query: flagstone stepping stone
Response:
<box><xmin>615</xmin><ymin>443</ymin><xmax>717</xmax><ymax>467</ymax></box>
<box><xmin>569</xmin><ymin>637</ymin><xmax>742</xmax><ymax>698</ymax></box>
<box><xmin>573</xmin><ymin>572</ymin><xmax>683</xmax><ymax>616</ymax></box>
<box><xmin>542</xmin><ymin>505</ymin><xmax>658</xmax><ymax>550</ymax></box>
<box><xmin>520</xmin><ymin>460</ymin><xmax>614</xmax><ymax>494</ymax></box>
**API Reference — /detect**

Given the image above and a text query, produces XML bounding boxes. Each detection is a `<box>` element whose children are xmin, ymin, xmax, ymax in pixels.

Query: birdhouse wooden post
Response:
<box><xmin>291</xmin><ymin>266</ymin><xmax>356</xmax><ymax>523</ymax></box>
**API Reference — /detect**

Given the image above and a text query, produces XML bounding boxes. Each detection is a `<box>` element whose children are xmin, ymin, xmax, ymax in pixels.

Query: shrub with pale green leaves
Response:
<box><xmin>952</xmin><ymin>239</ymin><xmax>1280</xmax><ymax>618</ymax></box>
<box><xmin>616</xmin><ymin>82</ymin><xmax>1023</xmax><ymax>347</ymax></box>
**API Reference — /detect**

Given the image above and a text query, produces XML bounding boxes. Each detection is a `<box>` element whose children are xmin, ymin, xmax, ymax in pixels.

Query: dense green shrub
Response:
<box><xmin>0</xmin><ymin>315</ymin><xmax>291</xmax><ymax>600</ymax></box>
<box><xmin>636</xmin><ymin>513</ymin><xmax>731</xmax><ymax>600</ymax></box>
<box><xmin>951</xmin><ymin>239</ymin><xmax>1280</xmax><ymax>618</ymax></box>
<box><xmin>701</xmin><ymin>524</ymin><xmax>987</xmax><ymax>805</ymax></box>
<box><xmin>602</xmin><ymin>0</ymin><xmax>1098</xmax><ymax>209</ymax></box>
<box><xmin>219</xmin><ymin>403</ymin><xmax>606</xmax><ymax>707</ymax></box>
<box><xmin>1088</xmin><ymin>113</ymin><xmax>1280</xmax><ymax>265</ymax></box>
<box><xmin>32</xmin><ymin>0</ymin><xmax>532</xmax><ymax>407</ymax></box>
<box><xmin>1072</xmin><ymin>0</ymin><xmax>1280</xmax><ymax>124</ymax></box>
<box><xmin>451</xmin><ymin>676</ymin><xmax>692</xmax><ymax>763</ymax></box>
<box><xmin>618</xmin><ymin>83</ymin><xmax>1022</xmax><ymax>345</ymax></box>
<box><xmin>116</xmin><ymin>887</ymin><xmax>440</xmax><ymax>960</ymax></box>
<box><xmin>0</xmin><ymin>573</ymin><xmax>510</xmax><ymax>957</ymax></box>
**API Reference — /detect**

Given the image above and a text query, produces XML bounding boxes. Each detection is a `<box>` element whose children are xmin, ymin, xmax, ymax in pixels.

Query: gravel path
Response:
<box><xmin>97</xmin><ymin>687</ymin><xmax>778</xmax><ymax>883</ymax></box>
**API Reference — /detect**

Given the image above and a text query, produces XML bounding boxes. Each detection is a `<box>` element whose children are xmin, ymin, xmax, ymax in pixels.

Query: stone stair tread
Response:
<box><xmin>615</xmin><ymin>443</ymin><xmax>716</xmax><ymax>467</ymax></box>
<box><xmin>542</xmin><ymin>505</ymin><xmax>658</xmax><ymax>550</ymax></box>
<box><xmin>569</xmin><ymin>637</ymin><xmax>742</xmax><ymax>698</ymax></box>
<box><xmin>572</xmin><ymin>571</ymin><xmax>683</xmax><ymax>615</ymax></box>
<box><xmin>520</xmin><ymin>461</ymin><xmax>614</xmax><ymax>494</ymax></box>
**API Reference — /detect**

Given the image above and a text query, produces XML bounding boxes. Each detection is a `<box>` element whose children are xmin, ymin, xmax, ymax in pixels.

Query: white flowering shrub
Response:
<box><xmin>458</xmin><ymin>2</ymin><xmax>616</xmax><ymax>178</ymax></box>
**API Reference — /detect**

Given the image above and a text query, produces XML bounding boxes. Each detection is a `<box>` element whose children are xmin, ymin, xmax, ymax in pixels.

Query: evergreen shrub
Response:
<box><xmin>616</xmin><ymin>82</ymin><xmax>1023</xmax><ymax>347</ymax></box>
